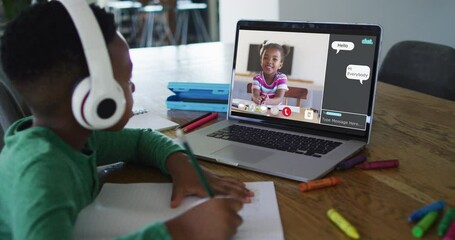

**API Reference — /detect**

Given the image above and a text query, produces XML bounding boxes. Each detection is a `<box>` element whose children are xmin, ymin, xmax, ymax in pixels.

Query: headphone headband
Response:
<box><xmin>59</xmin><ymin>0</ymin><xmax>126</xmax><ymax>129</ymax></box>
<box><xmin>58</xmin><ymin>0</ymin><xmax>114</xmax><ymax>85</ymax></box>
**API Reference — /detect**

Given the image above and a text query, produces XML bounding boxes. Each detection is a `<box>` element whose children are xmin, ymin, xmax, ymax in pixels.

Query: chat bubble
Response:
<box><xmin>346</xmin><ymin>64</ymin><xmax>370</xmax><ymax>84</ymax></box>
<box><xmin>331</xmin><ymin>41</ymin><xmax>355</xmax><ymax>54</ymax></box>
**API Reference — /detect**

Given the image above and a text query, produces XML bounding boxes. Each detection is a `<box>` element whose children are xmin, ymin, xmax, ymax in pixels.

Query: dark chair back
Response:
<box><xmin>0</xmin><ymin>78</ymin><xmax>30</xmax><ymax>149</ymax></box>
<box><xmin>378</xmin><ymin>41</ymin><xmax>455</xmax><ymax>101</ymax></box>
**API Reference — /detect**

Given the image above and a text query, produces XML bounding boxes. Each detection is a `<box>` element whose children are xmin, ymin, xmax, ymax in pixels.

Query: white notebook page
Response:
<box><xmin>73</xmin><ymin>181</ymin><xmax>283</xmax><ymax>240</ymax></box>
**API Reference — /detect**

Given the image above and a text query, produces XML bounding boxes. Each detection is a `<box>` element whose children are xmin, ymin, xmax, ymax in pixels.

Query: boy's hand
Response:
<box><xmin>165</xmin><ymin>198</ymin><xmax>243</xmax><ymax>240</ymax></box>
<box><xmin>166</xmin><ymin>152</ymin><xmax>254</xmax><ymax>208</ymax></box>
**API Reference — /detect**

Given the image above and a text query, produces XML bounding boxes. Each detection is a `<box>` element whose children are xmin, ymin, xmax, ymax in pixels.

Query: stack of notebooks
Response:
<box><xmin>166</xmin><ymin>82</ymin><xmax>230</xmax><ymax>112</ymax></box>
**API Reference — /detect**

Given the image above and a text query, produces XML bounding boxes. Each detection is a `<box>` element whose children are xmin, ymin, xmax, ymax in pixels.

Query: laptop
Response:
<box><xmin>185</xmin><ymin>20</ymin><xmax>382</xmax><ymax>182</ymax></box>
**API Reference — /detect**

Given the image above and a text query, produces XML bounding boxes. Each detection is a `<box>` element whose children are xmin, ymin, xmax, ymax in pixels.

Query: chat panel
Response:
<box><xmin>320</xmin><ymin>34</ymin><xmax>377</xmax><ymax>130</ymax></box>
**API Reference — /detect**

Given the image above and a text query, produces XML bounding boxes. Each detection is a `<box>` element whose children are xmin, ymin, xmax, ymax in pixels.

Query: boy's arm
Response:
<box><xmin>115</xmin><ymin>222</ymin><xmax>171</xmax><ymax>240</ymax></box>
<box><xmin>92</xmin><ymin>130</ymin><xmax>251</xmax><ymax>239</ymax></box>
<box><xmin>92</xmin><ymin>128</ymin><xmax>183</xmax><ymax>174</ymax></box>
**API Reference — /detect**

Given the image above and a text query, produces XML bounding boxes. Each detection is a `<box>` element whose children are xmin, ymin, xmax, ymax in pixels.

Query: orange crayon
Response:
<box><xmin>299</xmin><ymin>177</ymin><xmax>342</xmax><ymax>192</ymax></box>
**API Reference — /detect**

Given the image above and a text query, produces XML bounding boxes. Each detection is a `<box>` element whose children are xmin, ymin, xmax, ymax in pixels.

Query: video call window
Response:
<box><xmin>247</xmin><ymin>44</ymin><xmax>294</xmax><ymax>75</ymax></box>
<box><xmin>230</xmin><ymin>29</ymin><xmax>377</xmax><ymax>132</ymax></box>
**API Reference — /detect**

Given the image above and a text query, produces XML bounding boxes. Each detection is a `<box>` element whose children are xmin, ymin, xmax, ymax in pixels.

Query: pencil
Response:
<box><xmin>178</xmin><ymin>112</ymin><xmax>213</xmax><ymax>129</ymax></box>
<box><xmin>176</xmin><ymin>129</ymin><xmax>214</xmax><ymax>198</ymax></box>
<box><xmin>181</xmin><ymin>112</ymin><xmax>218</xmax><ymax>133</ymax></box>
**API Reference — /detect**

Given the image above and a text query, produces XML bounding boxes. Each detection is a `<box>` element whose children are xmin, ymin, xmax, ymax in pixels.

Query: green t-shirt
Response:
<box><xmin>0</xmin><ymin>117</ymin><xmax>183</xmax><ymax>240</ymax></box>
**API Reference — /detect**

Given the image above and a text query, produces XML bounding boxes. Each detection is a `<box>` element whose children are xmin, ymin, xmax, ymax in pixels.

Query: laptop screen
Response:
<box><xmin>229</xmin><ymin>20</ymin><xmax>382</xmax><ymax>139</ymax></box>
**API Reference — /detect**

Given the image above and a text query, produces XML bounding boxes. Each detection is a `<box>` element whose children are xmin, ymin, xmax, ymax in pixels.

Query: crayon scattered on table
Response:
<box><xmin>439</xmin><ymin>208</ymin><xmax>455</xmax><ymax>236</ymax></box>
<box><xmin>336</xmin><ymin>154</ymin><xmax>367</xmax><ymax>170</ymax></box>
<box><xmin>327</xmin><ymin>208</ymin><xmax>360</xmax><ymax>239</ymax></box>
<box><xmin>412</xmin><ymin>211</ymin><xmax>439</xmax><ymax>238</ymax></box>
<box><xmin>443</xmin><ymin>221</ymin><xmax>455</xmax><ymax>240</ymax></box>
<box><xmin>408</xmin><ymin>200</ymin><xmax>445</xmax><ymax>222</ymax></box>
<box><xmin>299</xmin><ymin>177</ymin><xmax>342</xmax><ymax>192</ymax></box>
<box><xmin>357</xmin><ymin>159</ymin><xmax>399</xmax><ymax>170</ymax></box>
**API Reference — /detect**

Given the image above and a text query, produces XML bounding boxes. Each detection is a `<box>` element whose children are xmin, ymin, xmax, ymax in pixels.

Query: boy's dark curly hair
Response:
<box><xmin>0</xmin><ymin>1</ymin><xmax>117</xmax><ymax>84</ymax></box>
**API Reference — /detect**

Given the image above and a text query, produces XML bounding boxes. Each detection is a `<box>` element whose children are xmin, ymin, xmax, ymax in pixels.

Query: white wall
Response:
<box><xmin>220</xmin><ymin>0</ymin><xmax>455</xmax><ymax>65</ymax></box>
<box><xmin>219</xmin><ymin>0</ymin><xmax>279</xmax><ymax>43</ymax></box>
<box><xmin>279</xmin><ymin>0</ymin><xmax>455</xmax><ymax>65</ymax></box>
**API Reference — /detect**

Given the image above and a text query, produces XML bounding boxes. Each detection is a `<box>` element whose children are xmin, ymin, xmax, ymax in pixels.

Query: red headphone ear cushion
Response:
<box><xmin>80</xmin><ymin>90</ymin><xmax>91</xmax><ymax>125</ymax></box>
<box><xmin>71</xmin><ymin>77</ymin><xmax>92</xmax><ymax>129</ymax></box>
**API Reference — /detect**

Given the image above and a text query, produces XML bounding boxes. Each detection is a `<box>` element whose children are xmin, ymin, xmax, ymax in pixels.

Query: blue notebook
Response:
<box><xmin>166</xmin><ymin>82</ymin><xmax>229</xmax><ymax>112</ymax></box>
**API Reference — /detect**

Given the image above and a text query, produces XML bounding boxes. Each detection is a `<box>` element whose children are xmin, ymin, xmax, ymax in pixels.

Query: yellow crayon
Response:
<box><xmin>327</xmin><ymin>208</ymin><xmax>360</xmax><ymax>239</ymax></box>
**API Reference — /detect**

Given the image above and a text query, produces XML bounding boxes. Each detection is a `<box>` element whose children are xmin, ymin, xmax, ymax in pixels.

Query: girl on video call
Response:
<box><xmin>251</xmin><ymin>40</ymin><xmax>291</xmax><ymax>105</ymax></box>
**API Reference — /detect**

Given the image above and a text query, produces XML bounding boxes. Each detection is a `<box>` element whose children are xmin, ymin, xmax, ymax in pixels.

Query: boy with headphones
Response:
<box><xmin>0</xmin><ymin>1</ymin><xmax>252</xmax><ymax>239</ymax></box>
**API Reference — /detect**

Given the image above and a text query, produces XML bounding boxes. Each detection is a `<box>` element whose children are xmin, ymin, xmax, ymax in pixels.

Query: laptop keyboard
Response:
<box><xmin>207</xmin><ymin>125</ymin><xmax>342</xmax><ymax>157</ymax></box>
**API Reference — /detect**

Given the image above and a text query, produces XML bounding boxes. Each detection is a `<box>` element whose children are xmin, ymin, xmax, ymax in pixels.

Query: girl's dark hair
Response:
<box><xmin>259</xmin><ymin>40</ymin><xmax>291</xmax><ymax>61</ymax></box>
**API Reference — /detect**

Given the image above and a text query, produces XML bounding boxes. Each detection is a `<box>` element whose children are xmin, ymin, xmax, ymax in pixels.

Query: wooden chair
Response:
<box><xmin>246</xmin><ymin>83</ymin><xmax>308</xmax><ymax>106</ymax></box>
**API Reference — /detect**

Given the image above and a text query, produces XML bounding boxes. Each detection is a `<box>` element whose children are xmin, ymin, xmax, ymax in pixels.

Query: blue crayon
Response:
<box><xmin>336</xmin><ymin>155</ymin><xmax>367</xmax><ymax>170</ymax></box>
<box><xmin>408</xmin><ymin>200</ymin><xmax>445</xmax><ymax>222</ymax></box>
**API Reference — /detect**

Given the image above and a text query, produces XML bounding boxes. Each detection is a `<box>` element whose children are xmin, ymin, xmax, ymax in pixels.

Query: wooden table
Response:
<box><xmin>104</xmin><ymin>42</ymin><xmax>455</xmax><ymax>239</ymax></box>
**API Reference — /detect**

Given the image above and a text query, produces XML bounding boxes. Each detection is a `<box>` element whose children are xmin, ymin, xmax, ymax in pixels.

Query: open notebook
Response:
<box><xmin>125</xmin><ymin>108</ymin><xmax>178</xmax><ymax>131</ymax></box>
<box><xmin>73</xmin><ymin>181</ymin><xmax>283</xmax><ymax>240</ymax></box>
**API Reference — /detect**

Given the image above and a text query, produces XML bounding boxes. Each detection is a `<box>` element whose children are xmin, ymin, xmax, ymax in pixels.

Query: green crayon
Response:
<box><xmin>438</xmin><ymin>208</ymin><xmax>455</xmax><ymax>236</ymax></box>
<box><xmin>412</xmin><ymin>211</ymin><xmax>439</xmax><ymax>238</ymax></box>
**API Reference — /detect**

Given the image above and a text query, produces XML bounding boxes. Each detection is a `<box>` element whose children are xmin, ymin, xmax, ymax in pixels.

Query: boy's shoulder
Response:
<box><xmin>0</xmin><ymin>118</ymin><xmax>96</xmax><ymax>200</ymax></box>
<box><xmin>0</xmin><ymin>118</ymin><xmax>80</xmax><ymax>174</ymax></box>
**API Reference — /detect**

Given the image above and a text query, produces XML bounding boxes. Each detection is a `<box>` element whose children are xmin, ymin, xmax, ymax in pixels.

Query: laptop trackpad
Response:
<box><xmin>211</xmin><ymin>145</ymin><xmax>270</xmax><ymax>164</ymax></box>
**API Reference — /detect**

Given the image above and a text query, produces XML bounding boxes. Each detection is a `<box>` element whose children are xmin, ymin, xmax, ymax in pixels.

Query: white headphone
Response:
<box><xmin>59</xmin><ymin>0</ymin><xmax>126</xmax><ymax>130</ymax></box>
